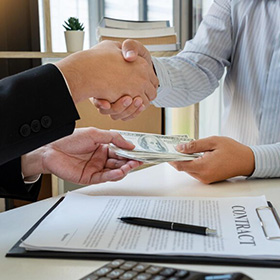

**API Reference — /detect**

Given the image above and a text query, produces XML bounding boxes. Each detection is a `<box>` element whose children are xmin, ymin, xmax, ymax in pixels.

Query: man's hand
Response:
<box><xmin>55</xmin><ymin>40</ymin><xmax>157</xmax><ymax>106</ymax></box>
<box><xmin>21</xmin><ymin>128</ymin><xmax>142</xmax><ymax>185</ymax></box>
<box><xmin>170</xmin><ymin>136</ymin><xmax>255</xmax><ymax>184</ymax></box>
<box><xmin>93</xmin><ymin>39</ymin><xmax>158</xmax><ymax>121</ymax></box>
<box><xmin>92</xmin><ymin>95</ymin><xmax>147</xmax><ymax>121</ymax></box>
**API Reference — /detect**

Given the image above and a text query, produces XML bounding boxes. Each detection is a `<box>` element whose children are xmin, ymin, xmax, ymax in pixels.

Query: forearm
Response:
<box><xmin>151</xmin><ymin>0</ymin><xmax>232</xmax><ymax>108</ymax></box>
<box><xmin>151</xmin><ymin>55</ymin><xmax>221</xmax><ymax>107</ymax></box>
<box><xmin>250</xmin><ymin>143</ymin><xmax>280</xmax><ymax>178</ymax></box>
<box><xmin>21</xmin><ymin>147</ymin><xmax>45</xmax><ymax>179</ymax></box>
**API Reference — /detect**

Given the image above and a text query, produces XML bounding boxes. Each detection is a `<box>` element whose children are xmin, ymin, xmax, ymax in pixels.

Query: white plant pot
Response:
<box><xmin>64</xmin><ymin>31</ymin><xmax>85</xmax><ymax>52</ymax></box>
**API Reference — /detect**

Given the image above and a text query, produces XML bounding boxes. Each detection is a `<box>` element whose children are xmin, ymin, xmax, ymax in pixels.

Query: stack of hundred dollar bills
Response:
<box><xmin>110</xmin><ymin>130</ymin><xmax>202</xmax><ymax>163</ymax></box>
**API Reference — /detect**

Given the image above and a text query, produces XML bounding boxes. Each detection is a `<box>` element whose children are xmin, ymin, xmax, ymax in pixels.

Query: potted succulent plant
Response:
<box><xmin>63</xmin><ymin>17</ymin><xmax>85</xmax><ymax>52</ymax></box>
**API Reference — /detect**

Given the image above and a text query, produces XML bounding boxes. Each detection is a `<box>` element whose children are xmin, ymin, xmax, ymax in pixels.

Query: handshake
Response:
<box><xmin>56</xmin><ymin>39</ymin><xmax>158</xmax><ymax>121</ymax></box>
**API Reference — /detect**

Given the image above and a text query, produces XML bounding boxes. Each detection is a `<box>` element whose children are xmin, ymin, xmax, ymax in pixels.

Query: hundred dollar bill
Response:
<box><xmin>110</xmin><ymin>130</ymin><xmax>202</xmax><ymax>163</ymax></box>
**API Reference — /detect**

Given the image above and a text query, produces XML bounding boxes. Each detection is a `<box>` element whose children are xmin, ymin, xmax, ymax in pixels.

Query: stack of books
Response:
<box><xmin>96</xmin><ymin>17</ymin><xmax>179</xmax><ymax>52</ymax></box>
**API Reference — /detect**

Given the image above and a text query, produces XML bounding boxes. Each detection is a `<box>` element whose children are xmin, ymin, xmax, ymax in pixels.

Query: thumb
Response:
<box><xmin>87</xmin><ymin>129</ymin><xmax>135</xmax><ymax>150</ymax></box>
<box><xmin>91</xmin><ymin>98</ymin><xmax>111</xmax><ymax>110</ymax></box>
<box><xmin>122</xmin><ymin>39</ymin><xmax>139</xmax><ymax>61</ymax></box>
<box><xmin>95</xmin><ymin>130</ymin><xmax>135</xmax><ymax>151</ymax></box>
<box><xmin>122</xmin><ymin>39</ymin><xmax>151</xmax><ymax>64</ymax></box>
<box><xmin>111</xmin><ymin>132</ymin><xmax>135</xmax><ymax>150</ymax></box>
<box><xmin>176</xmin><ymin>138</ymin><xmax>215</xmax><ymax>154</ymax></box>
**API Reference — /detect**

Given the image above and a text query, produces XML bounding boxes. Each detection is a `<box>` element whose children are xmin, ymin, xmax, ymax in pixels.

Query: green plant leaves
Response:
<box><xmin>63</xmin><ymin>17</ymin><xmax>84</xmax><ymax>31</ymax></box>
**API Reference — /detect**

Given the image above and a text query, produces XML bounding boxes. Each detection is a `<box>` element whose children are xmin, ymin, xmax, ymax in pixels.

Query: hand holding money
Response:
<box><xmin>110</xmin><ymin>130</ymin><xmax>202</xmax><ymax>163</ymax></box>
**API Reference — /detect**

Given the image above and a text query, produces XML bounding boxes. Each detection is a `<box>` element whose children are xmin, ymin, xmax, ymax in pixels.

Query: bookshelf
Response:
<box><xmin>0</xmin><ymin>0</ymin><xmax>55</xmax><ymax>59</ymax></box>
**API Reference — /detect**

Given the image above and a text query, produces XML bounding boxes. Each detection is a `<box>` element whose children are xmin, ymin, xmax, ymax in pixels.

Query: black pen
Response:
<box><xmin>119</xmin><ymin>217</ymin><xmax>217</xmax><ymax>236</ymax></box>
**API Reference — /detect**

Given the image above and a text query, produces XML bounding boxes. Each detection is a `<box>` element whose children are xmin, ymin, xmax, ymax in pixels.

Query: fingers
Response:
<box><xmin>143</xmin><ymin>76</ymin><xmax>158</xmax><ymax>101</ymax></box>
<box><xmin>171</xmin><ymin>136</ymin><xmax>255</xmax><ymax>184</ymax></box>
<box><xmin>72</xmin><ymin>127</ymin><xmax>134</xmax><ymax>151</ymax></box>
<box><xmin>53</xmin><ymin>127</ymin><xmax>133</xmax><ymax>154</ymax></box>
<box><xmin>106</xmin><ymin>131</ymin><xmax>136</xmax><ymax>150</ymax></box>
<box><xmin>122</xmin><ymin>39</ymin><xmax>159</xmax><ymax>90</ymax></box>
<box><xmin>169</xmin><ymin>159</ymin><xmax>215</xmax><ymax>185</ymax></box>
<box><xmin>95</xmin><ymin>40</ymin><xmax>158</xmax><ymax>110</ymax></box>
<box><xmin>96</xmin><ymin>97</ymin><xmax>137</xmax><ymax>117</ymax></box>
<box><xmin>105</xmin><ymin>158</ymin><xmax>141</xmax><ymax>170</ymax></box>
<box><xmin>93</xmin><ymin>96</ymin><xmax>133</xmax><ymax>111</ymax></box>
<box><xmin>176</xmin><ymin>137</ymin><xmax>218</xmax><ymax>154</ymax></box>
<box><xmin>94</xmin><ymin>96</ymin><xmax>147</xmax><ymax>121</ymax></box>
<box><xmin>119</xmin><ymin>160</ymin><xmax>142</xmax><ymax>177</ymax></box>
<box><xmin>91</xmin><ymin>98</ymin><xmax>112</xmax><ymax>110</ymax></box>
<box><xmin>169</xmin><ymin>159</ymin><xmax>201</xmax><ymax>174</ymax></box>
<box><xmin>121</xmin><ymin>104</ymin><xmax>147</xmax><ymax>121</ymax></box>
<box><xmin>91</xmin><ymin>160</ymin><xmax>141</xmax><ymax>184</ymax></box>
<box><xmin>171</xmin><ymin>136</ymin><xmax>222</xmax><ymax>181</ymax></box>
<box><xmin>122</xmin><ymin>39</ymin><xmax>147</xmax><ymax>62</ymax></box>
<box><xmin>110</xmin><ymin>100</ymin><xmax>146</xmax><ymax>121</ymax></box>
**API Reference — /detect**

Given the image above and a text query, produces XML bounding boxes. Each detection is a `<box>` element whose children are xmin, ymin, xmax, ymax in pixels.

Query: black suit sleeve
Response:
<box><xmin>0</xmin><ymin>63</ymin><xmax>80</xmax><ymax>165</ymax></box>
<box><xmin>0</xmin><ymin>63</ymin><xmax>80</xmax><ymax>200</ymax></box>
<box><xmin>0</xmin><ymin>157</ymin><xmax>42</xmax><ymax>201</ymax></box>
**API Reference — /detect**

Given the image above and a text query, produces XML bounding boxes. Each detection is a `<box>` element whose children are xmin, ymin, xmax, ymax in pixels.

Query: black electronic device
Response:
<box><xmin>79</xmin><ymin>259</ymin><xmax>253</xmax><ymax>280</ymax></box>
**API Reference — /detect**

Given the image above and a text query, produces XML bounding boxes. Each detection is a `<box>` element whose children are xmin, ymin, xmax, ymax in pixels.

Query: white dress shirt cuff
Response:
<box><xmin>151</xmin><ymin>57</ymin><xmax>173</xmax><ymax>106</ymax></box>
<box><xmin>21</xmin><ymin>173</ymin><xmax>41</xmax><ymax>184</ymax></box>
<box><xmin>250</xmin><ymin>143</ymin><xmax>280</xmax><ymax>178</ymax></box>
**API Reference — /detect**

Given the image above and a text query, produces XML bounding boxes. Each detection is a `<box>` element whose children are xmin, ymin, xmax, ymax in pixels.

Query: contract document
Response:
<box><xmin>20</xmin><ymin>193</ymin><xmax>280</xmax><ymax>260</ymax></box>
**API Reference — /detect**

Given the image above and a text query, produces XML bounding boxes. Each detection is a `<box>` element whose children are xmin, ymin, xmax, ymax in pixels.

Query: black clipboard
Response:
<box><xmin>6</xmin><ymin>196</ymin><xmax>280</xmax><ymax>268</ymax></box>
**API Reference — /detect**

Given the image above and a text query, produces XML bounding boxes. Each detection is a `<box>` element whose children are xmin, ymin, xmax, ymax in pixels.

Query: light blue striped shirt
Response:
<box><xmin>152</xmin><ymin>0</ymin><xmax>280</xmax><ymax>179</ymax></box>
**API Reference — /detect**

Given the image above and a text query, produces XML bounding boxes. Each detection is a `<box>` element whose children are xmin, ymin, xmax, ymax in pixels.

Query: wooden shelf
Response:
<box><xmin>0</xmin><ymin>51</ymin><xmax>71</xmax><ymax>59</ymax></box>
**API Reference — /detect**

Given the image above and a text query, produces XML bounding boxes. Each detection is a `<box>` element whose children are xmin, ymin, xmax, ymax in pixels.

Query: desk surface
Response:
<box><xmin>1</xmin><ymin>163</ymin><xmax>280</xmax><ymax>280</ymax></box>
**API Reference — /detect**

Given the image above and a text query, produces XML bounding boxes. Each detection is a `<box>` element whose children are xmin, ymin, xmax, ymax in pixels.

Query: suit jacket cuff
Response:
<box><xmin>0</xmin><ymin>158</ymin><xmax>42</xmax><ymax>201</ymax></box>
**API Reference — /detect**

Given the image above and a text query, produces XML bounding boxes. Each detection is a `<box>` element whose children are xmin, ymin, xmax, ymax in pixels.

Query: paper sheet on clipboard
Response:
<box><xmin>20</xmin><ymin>193</ymin><xmax>280</xmax><ymax>260</ymax></box>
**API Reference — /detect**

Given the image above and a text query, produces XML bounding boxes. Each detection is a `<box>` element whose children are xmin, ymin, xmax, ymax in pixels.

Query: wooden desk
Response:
<box><xmin>1</xmin><ymin>163</ymin><xmax>280</xmax><ymax>279</ymax></box>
